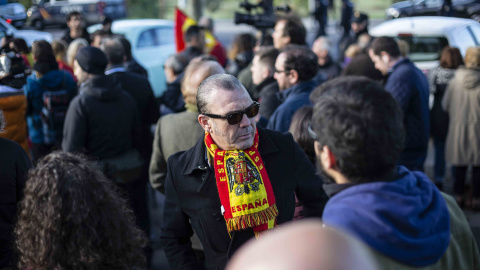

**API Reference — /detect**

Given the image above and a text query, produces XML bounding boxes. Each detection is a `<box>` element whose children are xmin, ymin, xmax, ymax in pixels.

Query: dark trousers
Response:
<box><xmin>433</xmin><ymin>137</ymin><xmax>446</xmax><ymax>182</ymax></box>
<box><xmin>453</xmin><ymin>166</ymin><xmax>480</xmax><ymax>198</ymax></box>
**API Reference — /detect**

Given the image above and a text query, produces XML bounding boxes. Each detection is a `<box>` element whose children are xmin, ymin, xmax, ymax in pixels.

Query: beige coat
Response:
<box><xmin>443</xmin><ymin>67</ymin><xmax>480</xmax><ymax>165</ymax></box>
<box><xmin>149</xmin><ymin>107</ymin><xmax>205</xmax><ymax>193</ymax></box>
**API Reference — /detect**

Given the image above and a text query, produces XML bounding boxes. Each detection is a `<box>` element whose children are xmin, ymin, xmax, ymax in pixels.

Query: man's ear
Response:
<box><xmin>198</xmin><ymin>114</ymin><xmax>211</xmax><ymax>133</ymax></box>
<box><xmin>289</xmin><ymin>69</ymin><xmax>299</xmax><ymax>85</ymax></box>
<box><xmin>315</xmin><ymin>142</ymin><xmax>336</xmax><ymax>170</ymax></box>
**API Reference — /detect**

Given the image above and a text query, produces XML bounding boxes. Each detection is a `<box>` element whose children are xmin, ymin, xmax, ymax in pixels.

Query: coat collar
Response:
<box><xmin>182</xmin><ymin>127</ymin><xmax>280</xmax><ymax>176</ymax></box>
<box><xmin>279</xmin><ymin>80</ymin><xmax>317</xmax><ymax>102</ymax></box>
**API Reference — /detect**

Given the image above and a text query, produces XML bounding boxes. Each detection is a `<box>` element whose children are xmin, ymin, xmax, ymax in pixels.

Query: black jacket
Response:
<box><xmin>256</xmin><ymin>77</ymin><xmax>281</xmax><ymax>121</ymax></box>
<box><xmin>61</xmin><ymin>28</ymin><xmax>91</xmax><ymax>46</ymax></box>
<box><xmin>162</xmin><ymin>73</ymin><xmax>186</xmax><ymax>113</ymax></box>
<box><xmin>106</xmin><ymin>68</ymin><xmax>159</xmax><ymax>128</ymax></box>
<box><xmin>0</xmin><ymin>138</ymin><xmax>32</xmax><ymax>268</ymax></box>
<box><xmin>62</xmin><ymin>75</ymin><xmax>141</xmax><ymax>160</ymax></box>
<box><xmin>161</xmin><ymin>127</ymin><xmax>327</xmax><ymax>270</ymax></box>
<box><xmin>125</xmin><ymin>59</ymin><xmax>149</xmax><ymax>78</ymax></box>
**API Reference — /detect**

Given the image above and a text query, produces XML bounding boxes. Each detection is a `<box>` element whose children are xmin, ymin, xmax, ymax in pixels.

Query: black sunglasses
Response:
<box><xmin>204</xmin><ymin>102</ymin><xmax>260</xmax><ymax>125</ymax></box>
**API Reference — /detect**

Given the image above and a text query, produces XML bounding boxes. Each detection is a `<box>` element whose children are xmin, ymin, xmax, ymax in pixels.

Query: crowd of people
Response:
<box><xmin>0</xmin><ymin>5</ymin><xmax>479</xmax><ymax>270</ymax></box>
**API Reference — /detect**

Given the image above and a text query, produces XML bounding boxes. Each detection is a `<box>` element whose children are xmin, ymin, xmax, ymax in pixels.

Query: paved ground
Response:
<box><xmin>38</xmin><ymin>17</ymin><xmax>480</xmax><ymax>269</ymax></box>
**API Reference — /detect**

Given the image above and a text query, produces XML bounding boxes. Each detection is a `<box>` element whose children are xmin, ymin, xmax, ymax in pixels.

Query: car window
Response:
<box><xmin>137</xmin><ymin>29</ymin><xmax>157</xmax><ymax>49</ymax></box>
<box><xmin>154</xmin><ymin>27</ymin><xmax>174</xmax><ymax>46</ymax></box>
<box><xmin>397</xmin><ymin>36</ymin><xmax>449</xmax><ymax>62</ymax></box>
<box><xmin>424</xmin><ymin>0</ymin><xmax>441</xmax><ymax>7</ymax></box>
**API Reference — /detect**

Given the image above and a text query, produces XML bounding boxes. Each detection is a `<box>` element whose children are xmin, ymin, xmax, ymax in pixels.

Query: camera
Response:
<box><xmin>234</xmin><ymin>0</ymin><xmax>291</xmax><ymax>29</ymax></box>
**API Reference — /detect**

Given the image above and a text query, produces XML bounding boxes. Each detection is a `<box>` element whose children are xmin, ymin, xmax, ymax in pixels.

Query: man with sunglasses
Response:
<box><xmin>310</xmin><ymin>76</ymin><xmax>479</xmax><ymax>269</ymax></box>
<box><xmin>160</xmin><ymin>74</ymin><xmax>327</xmax><ymax>270</ymax></box>
<box><xmin>267</xmin><ymin>45</ymin><xmax>319</xmax><ymax>132</ymax></box>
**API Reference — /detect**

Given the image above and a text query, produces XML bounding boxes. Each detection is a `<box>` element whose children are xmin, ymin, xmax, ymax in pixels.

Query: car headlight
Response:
<box><xmin>387</xmin><ymin>7</ymin><xmax>400</xmax><ymax>18</ymax></box>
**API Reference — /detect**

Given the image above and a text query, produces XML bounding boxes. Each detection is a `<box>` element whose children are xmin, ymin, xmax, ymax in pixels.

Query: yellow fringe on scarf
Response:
<box><xmin>226</xmin><ymin>204</ymin><xmax>278</xmax><ymax>232</ymax></box>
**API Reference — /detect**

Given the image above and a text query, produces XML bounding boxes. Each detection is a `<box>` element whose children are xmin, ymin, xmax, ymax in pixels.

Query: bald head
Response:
<box><xmin>181</xmin><ymin>60</ymin><xmax>225</xmax><ymax>106</ymax></box>
<box><xmin>227</xmin><ymin>220</ymin><xmax>379</xmax><ymax>270</ymax></box>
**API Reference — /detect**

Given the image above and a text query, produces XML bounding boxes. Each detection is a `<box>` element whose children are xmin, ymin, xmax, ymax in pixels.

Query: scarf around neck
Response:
<box><xmin>205</xmin><ymin>129</ymin><xmax>278</xmax><ymax>237</ymax></box>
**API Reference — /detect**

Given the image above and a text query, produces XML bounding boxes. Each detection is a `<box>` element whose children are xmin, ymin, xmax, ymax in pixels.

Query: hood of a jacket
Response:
<box><xmin>323</xmin><ymin>166</ymin><xmax>450</xmax><ymax>267</ymax></box>
<box><xmin>0</xmin><ymin>85</ymin><xmax>25</xmax><ymax>110</ymax></box>
<box><xmin>39</xmin><ymin>69</ymin><xmax>65</xmax><ymax>89</ymax></box>
<box><xmin>80</xmin><ymin>75</ymin><xmax>121</xmax><ymax>101</ymax></box>
<box><xmin>456</xmin><ymin>67</ymin><xmax>480</xmax><ymax>90</ymax></box>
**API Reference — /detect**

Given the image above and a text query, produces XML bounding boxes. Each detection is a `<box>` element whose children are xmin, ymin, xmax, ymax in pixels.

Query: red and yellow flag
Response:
<box><xmin>174</xmin><ymin>7</ymin><xmax>227</xmax><ymax>66</ymax></box>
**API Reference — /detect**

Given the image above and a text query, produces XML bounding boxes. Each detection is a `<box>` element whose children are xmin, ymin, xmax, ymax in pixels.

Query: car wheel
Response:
<box><xmin>33</xmin><ymin>19</ymin><xmax>44</xmax><ymax>30</ymax></box>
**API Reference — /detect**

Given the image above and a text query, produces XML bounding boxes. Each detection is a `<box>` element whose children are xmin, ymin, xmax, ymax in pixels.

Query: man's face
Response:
<box><xmin>251</xmin><ymin>55</ymin><xmax>268</xmax><ymax>85</ymax></box>
<box><xmin>368</xmin><ymin>49</ymin><xmax>389</xmax><ymax>76</ymax></box>
<box><xmin>205</xmin><ymin>88</ymin><xmax>256</xmax><ymax>150</ymax></box>
<box><xmin>73</xmin><ymin>60</ymin><xmax>88</xmax><ymax>84</ymax></box>
<box><xmin>67</xmin><ymin>15</ymin><xmax>83</xmax><ymax>31</ymax></box>
<box><xmin>274</xmin><ymin>53</ymin><xmax>293</xmax><ymax>91</ymax></box>
<box><xmin>92</xmin><ymin>35</ymin><xmax>104</xmax><ymax>48</ymax></box>
<box><xmin>272</xmin><ymin>20</ymin><xmax>289</xmax><ymax>49</ymax></box>
<box><xmin>351</xmin><ymin>21</ymin><xmax>367</xmax><ymax>34</ymax></box>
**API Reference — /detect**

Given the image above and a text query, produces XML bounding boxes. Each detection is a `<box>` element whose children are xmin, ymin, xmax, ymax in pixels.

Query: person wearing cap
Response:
<box><xmin>24</xmin><ymin>40</ymin><xmax>77</xmax><ymax>162</ymax></box>
<box><xmin>338</xmin><ymin>11</ymin><xmax>369</xmax><ymax>61</ymax></box>
<box><xmin>0</xmin><ymin>50</ymin><xmax>31</xmax><ymax>155</ymax></box>
<box><xmin>62</xmin><ymin>46</ymin><xmax>142</xmax><ymax>166</ymax></box>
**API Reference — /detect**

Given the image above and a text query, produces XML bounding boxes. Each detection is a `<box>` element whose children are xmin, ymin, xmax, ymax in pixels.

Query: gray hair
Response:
<box><xmin>197</xmin><ymin>74</ymin><xmax>246</xmax><ymax>114</ymax></box>
<box><xmin>101</xmin><ymin>38</ymin><xmax>125</xmax><ymax>65</ymax></box>
<box><xmin>164</xmin><ymin>54</ymin><xmax>188</xmax><ymax>75</ymax></box>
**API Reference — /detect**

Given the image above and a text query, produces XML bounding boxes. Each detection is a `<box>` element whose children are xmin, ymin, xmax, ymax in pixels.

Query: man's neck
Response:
<box><xmin>70</xmin><ymin>28</ymin><xmax>83</xmax><ymax>39</ymax></box>
<box><xmin>389</xmin><ymin>56</ymin><xmax>403</xmax><ymax>69</ymax></box>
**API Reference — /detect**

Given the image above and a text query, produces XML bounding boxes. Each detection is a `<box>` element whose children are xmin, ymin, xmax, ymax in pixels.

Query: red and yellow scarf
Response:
<box><xmin>205</xmin><ymin>129</ymin><xmax>278</xmax><ymax>237</ymax></box>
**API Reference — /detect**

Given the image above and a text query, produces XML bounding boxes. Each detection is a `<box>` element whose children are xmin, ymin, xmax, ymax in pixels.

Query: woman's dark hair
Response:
<box><xmin>439</xmin><ymin>46</ymin><xmax>464</xmax><ymax>69</ymax></box>
<box><xmin>229</xmin><ymin>33</ymin><xmax>256</xmax><ymax>60</ymax></box>
<box><xmin>15</xmin><ymin>151</ymin><xmax>147</xmax><ymax>270</ymax></box>
<box><xmin>32</xmin><ymin>40</ymin><xmax>59</xmax><ymax>74</ymax></box>
<box><xmin>12</xmin><ymin>38</ymin><xmax>29</xmax><ymax>54</ymax></box>
<box><xmin>289</xmin><ymin>106</ymin><xmax>315</xmax><ymax>164</ymax></box>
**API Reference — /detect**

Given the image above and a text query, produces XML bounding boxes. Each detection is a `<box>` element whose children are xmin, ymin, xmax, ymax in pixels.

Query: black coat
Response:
<box><xmin>256</xmin><ymin>77</ymin><xmax>281</xmax><ymax>121</ymax></box>
<box><xmin>0</xmin><ymin>138</ymin><xmax>32</xmax><ymax>268</ymax></box>
<box><xmin>62</xmin><ymin>75</ymin><xmax>142</xmax><ymax>160</ymax></box>
<box><xmin>162</xmin><ymin>73</ymin><xmax>186</xmax><ymax>113</ymax></box>
<box><xmin>61</xmin><ymin>28</ymin><xmax>91</xmax><ymax>46</ymax></box>
<box><xmin>161</xmin><ymin>127</ymin><xmax>327</xmax><ymax>270</ymax></box>
<box><xmin>107</xmin><ymin>69</ymin><xmax>159</xmax><ymax>128</ymax></box>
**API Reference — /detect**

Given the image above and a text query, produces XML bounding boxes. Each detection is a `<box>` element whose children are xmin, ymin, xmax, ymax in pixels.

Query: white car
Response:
<box><xmin>370</xmin><ymin>16</ymin><xmax>480</xmax><ymax>73</ymax></box>
<box><xmin>0</xmin><ymin>17</ymin><xmax>52</xmax><ymax>46</ymax></box>
<box><xmin>88</xmin><ymin>19</ymin><xmax>176</xmax><ymax>97</ymax></box>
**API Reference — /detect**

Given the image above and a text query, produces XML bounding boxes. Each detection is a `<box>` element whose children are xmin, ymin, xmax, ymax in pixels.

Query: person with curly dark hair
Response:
<box><xmin>15</xmin><ymin>151</ymin><xmax>147</xmax><ymax>270</ymax></box>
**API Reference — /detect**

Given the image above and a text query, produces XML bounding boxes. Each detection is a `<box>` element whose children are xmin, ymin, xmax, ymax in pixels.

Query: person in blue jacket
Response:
<box><xmin>310</xmin><ymin>76</ymin><xmax>479</xmax><ymax>269</ymax></box>
<box><xmin>25</xmin><ymin>40</ymin><xmax>76</xmax><ymax>162</ymax></box>
<box><xmin>267</xmin><ymin>45</ymin><xmax>319</xmax><ymax>132</ymax></box>
<box><xmin>368</xmin><ymin>36</ymin><xmax>429</xmax><ymax>171</ymax></box>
